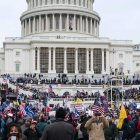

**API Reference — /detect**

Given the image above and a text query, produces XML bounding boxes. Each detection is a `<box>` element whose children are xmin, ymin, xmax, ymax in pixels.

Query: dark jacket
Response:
<box><xmin>37</xmin><ymin>122</ymin><xmax>47</xmax><ymax>134</ymax></box>
<box><xmin>41</xmin><ymin>119</ymin><xmax>74</xmax><ymax>140</ymax></box>
<box><xmin>24</xmin><ymin>127</ymin><xmax>41</xmax><ymax>140</ymax></box>
<box><xmin>104</xmin><ymin>123</ymin><xmax>118</xmax><ymax>140</ymax></box>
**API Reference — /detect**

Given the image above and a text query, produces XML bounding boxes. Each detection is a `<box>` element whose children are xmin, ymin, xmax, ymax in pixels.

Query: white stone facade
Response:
<box><xmin>0</xmin><ymin>0</ymin><xmax>139</xmax><ymax>76</ymax></box>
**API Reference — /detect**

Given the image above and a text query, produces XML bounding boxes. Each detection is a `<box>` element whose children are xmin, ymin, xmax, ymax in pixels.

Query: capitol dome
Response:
<box><xmin>2</xmin><ymin>0</ymin><xmax>134</xmax><ymax>77</ymax></box>
<box><xmin>20</xmin><ymin>0</ymin><xmax>100</xmax><ymax>37</ymax></box>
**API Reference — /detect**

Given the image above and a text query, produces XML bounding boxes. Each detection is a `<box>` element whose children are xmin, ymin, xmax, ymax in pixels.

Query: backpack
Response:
<box><xmin>127</xmin><ymin>122</ymin><xmax>135</xmax><ymax>139</ymax></box>
<box><xmin>137</xmin><ymin>120</ymin><xmax>140</xmax><ymax>133</ymax></box>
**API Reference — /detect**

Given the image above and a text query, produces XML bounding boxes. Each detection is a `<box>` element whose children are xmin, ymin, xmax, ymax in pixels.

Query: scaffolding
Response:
<box><xmin>105</xmin><ymin>75</ymin><xmax>123</xmax><ymax>107</ymax></box>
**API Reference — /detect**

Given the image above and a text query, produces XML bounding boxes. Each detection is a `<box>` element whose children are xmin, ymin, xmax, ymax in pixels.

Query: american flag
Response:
<box><xmin>19</xmin><ymin>105</ymin><xmax>26</xmax><ymax>116</ymax></box>
<box><xmin>92</xmin><ymin>105</ymin><xmax>104</xmax><ymax>115</ymax></box>
<box><xmin>71</xmin><ymin>104</ymin><xmax>84</xmax><ymax>112</ymax></box>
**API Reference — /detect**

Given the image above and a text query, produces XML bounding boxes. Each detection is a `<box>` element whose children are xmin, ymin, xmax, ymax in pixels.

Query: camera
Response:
<box><xmin>94</xmin><ymin>112</ymin><xmax>101</xmax><ymax>116</ymax></box>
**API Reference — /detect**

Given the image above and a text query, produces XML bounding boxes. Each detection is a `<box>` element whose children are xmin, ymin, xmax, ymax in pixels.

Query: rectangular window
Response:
<box><xmin>119</xmin><ymin>54</ymin><xmax>123</xmax><ymax>59</ymax></box>
<box><xmin>83</xmin><ymin>0</ymin><xmax>85</xmax><ymax>7</ymax></box>
<box><xmin>16</xmin><ymin>52</ymin><xmax>20</xmax><ymax>56</ymax></box>
<box><xmin>79</xmin><ymin>0</ymin><xmax>81</xmax><ymax>6</ymax></box>
<box><xmin>36</xmin><ymin>0</ymin><xmax>38</xmax><ymax>6</ymax></box>
<box><xmin>62</xmin><ymin>15</ymin><xmax>66</xmax><ymax>30</ymax></box>
<box><xmin>49</xmin><ymin>15</ymin><xmax>52</xmax><ymax>30</ymax></box>
<box><xmin>136</xmin><ymin>63</ymin><xmax>139</xmax><ymax>67</ymax></box>
<box><xmin>62</xmin><ymin>0</ymin><xmax>65</xmax><ymax>4</ymax></box>
<box><xmin>56</xmin><ymin>15</ymin><xmax>59</xmax><ymax>30</ymax></box>
<box><xmin>68</xmin><ymin>0</ymin><xmax>71</xmax><ymax>4</ymax></box>
<box><xmin>56</xmin><ymin>0</ymin><xmax>59</xmax><ymax>4</ymax></box>
<box><xmin>16</xmin><ymin>64</ymin><xmax>20</xmax><ymax>72</ymax></box>
<box><xmin>40</xmin><ymin>0</ymin><xmax>42</xmax><ymax>5</ymax></box>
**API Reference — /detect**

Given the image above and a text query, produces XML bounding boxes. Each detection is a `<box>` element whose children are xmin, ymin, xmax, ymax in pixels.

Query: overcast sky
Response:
<box><xmin>0</xmin><ymin>0</ymin><xmax>140</xmax><ymax>48</ymax></box>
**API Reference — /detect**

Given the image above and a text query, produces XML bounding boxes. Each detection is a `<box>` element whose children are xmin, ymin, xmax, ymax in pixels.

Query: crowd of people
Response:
<box><xmin>1</xmin><ymin>74</ymin><xmax>140</xmax><ymax>140</ymax></box>
<box><xmin>0</xmin><ymin>96</ymin><xmax>140</xmax><ymax>140</ymax></box>
<box><xmin>3</xmin><ymin>73</ymin><xmax>140</xmax><ymax>86</ymax></box>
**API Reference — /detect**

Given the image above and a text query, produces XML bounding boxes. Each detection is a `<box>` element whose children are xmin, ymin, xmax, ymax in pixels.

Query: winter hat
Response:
<box><xmin>127</xmin><ymin>115</ymin><xmax>132</xmax><ymax>121</ymax></box>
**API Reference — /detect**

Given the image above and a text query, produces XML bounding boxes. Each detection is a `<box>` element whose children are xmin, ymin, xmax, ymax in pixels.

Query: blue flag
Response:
<box><xmin>25</xmin><ymin>105</ymin><xmax>35</xmax><ymax>117</ymax></box>
<box><xmin>73</xmin><ymin>106</ymin><xmax>80</xmax><ymax>118</ymax></box>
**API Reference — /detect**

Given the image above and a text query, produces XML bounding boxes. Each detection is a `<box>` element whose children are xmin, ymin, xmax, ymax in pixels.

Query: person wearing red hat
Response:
<box><xmin>127</xmin><ymin>115</ymin><xmax>132</xmax><ymax>121</ymax></box>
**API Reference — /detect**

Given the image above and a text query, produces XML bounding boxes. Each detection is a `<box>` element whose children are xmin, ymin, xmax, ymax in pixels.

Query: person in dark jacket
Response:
<box><xmin>41</xmin><ymin>107</ymin><xmax>74</xmax><ymax>140</ymax></box>
<box><xmin>104</xmin><ymin>117</ymin><xmax>118</xmax><ymax>140</ymax></box>
<box><xmin>37</xmin><ymin>115</ymin><xmax>47</xmax><ymax>134</ymax></box>
<box><xmin>24</xmin><ymin>120</ymin><xmax>41</xmax><ymax>140</ymax></box>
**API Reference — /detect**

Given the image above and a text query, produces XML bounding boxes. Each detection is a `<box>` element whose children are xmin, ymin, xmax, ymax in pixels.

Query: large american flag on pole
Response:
<box><xmin>92</xmin><ymin>105</ymin><xmax>104</xmax><ymax>115</ymax></box>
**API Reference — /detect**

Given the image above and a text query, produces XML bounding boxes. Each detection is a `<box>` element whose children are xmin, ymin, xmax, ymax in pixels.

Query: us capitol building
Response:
<box><xmin>0</xmin><ymin>0</ymin><xmax>140</xmax><ymax>77</ymax></box>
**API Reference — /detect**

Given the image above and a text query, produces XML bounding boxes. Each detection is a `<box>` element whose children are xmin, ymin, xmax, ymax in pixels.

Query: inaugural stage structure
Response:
<box><xmin>1</xmin><ymin>0</ymin><xmax>139</xmax><ymax>77</ymax></box>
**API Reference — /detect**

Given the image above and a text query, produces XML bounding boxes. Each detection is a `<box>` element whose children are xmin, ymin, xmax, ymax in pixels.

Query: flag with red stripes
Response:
<box><xmin>92</xmin><ymin>105</ymin><xmax>104</xmax><ymax>115</ymax></box>
<box><xmin>19</xmin><ymin>105</ymin><xmax>26</xmax><ymax>116</ymax></box>
<box><xmin>71</xmin><ymin>104</ymin><xmax>84</xmax><ymax>112</ymax></box>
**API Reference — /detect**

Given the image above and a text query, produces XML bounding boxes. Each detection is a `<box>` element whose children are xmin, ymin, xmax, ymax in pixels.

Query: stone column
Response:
<box><xmin>90</xmin><ymin>18</ymin><xmax>92</xmax><ymax>35</ymax></box>
<box><xmin>86</xmin><ymin>48</ymin><xmax>89</xmax><ymax>74</ymax></box>
<box><xmin>59</xmin><ymin>14</ymin><xmax>62</xmax><ymax>31</ymax></box>
<box><xmin>37</xmin><ymin>47</ymin><xmax>40</xmax><ymax>73</ymax></box>
<box><xmin>34</xmin><ymin>0</ymin><xmax>36</xmax><ymax>7</ymax></box>
<box><xmin>38</xmin><ymin>0</ymin><xmax>40</xmax><ymax>6</ymax></box>
<box><xmin>75</xmin><ymin>48</ymin><xmax>78</xmax><ymax>74</ymax></box>
<box><xmin>39</xmin><ymin>15</ymin><xmax>42</xmax><ymax>32</ymax></box>
<box><xmin>46</xmin><ymin>15</ymin><xmax>48</xmax><ymax>31</ymax></box>
<box><xmin>48</xmin><ymin>47</ymin><xmax>51</xmax><ymax>73</ymax></box>
<box><xmin>67</xmin><ymin>14</ymin><xmax>69</xmax><ymax>31</ymax></box>
<box><xmin>53</xmin><ymin>14</ymin><xmax>55</xmax><ymax>31</ymax></box>
<box><xmin>106</xmin><ymin>49</ymin><xmax>110</xmax><ymax>74</ymax></box>
<box><xmin>64</xmin><ymin>48</ymin><xmax>67</xmax><ymax>74</ymax></box>
<box><xmin>53</xmin><ymin>47</ymin><xmax>56</xmax><ymax>73</ymax></box>
<box><xmin>80</xmin><ymin>15</ymin><xmax>82</xmax><ymax>32</ymax></box>
<box><xmin>102</xmin><ymin>49</ymin><xmax>105</xmax><ymax>74</ymax></box>
<box><xmin>91</xmin><ymin>48</ymin><xmax>94</xmax><ymax>73</ymax></box>
<box><xmin>73</xmin><ymin>14</ymin><xmax>76</xmax><ymax>32</ymax></box>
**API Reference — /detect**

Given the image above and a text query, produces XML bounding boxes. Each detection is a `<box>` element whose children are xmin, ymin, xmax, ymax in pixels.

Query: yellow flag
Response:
<box><xmin>13</xmin><ymin>101</ymin><xmax>19</xmax><ymax>106</ymax></box>
<box><xmin>117</xmin><ymin>105</ymin><xmax>127</xmax><ymax>129</ymax></box>
<box><xmin>76</xmin><ymin>98</ymin><xmax>83</xmax><ymax>103</ymax></box>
